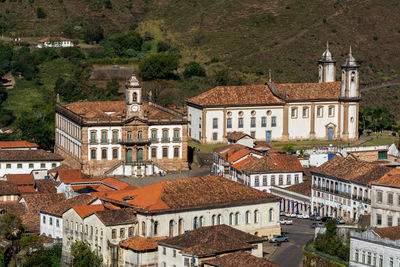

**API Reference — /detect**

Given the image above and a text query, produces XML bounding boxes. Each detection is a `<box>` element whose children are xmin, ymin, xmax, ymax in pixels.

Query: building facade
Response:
<box><xmin>55</xmin><ymin>75</ymin><xmax>188</xmax><ymax>177</ymax></box>
<box><xmin>187</xmin><ymin>45</ymin><xmax>360</xmax><ymax>143</ymax></box>
<box><xmin>270</xmin><ymin>181</ymin><xmax>312</xmax><ymax>215</ymax></box>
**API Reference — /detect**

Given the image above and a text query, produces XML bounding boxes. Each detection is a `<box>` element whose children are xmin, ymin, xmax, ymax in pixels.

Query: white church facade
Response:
<box><xmin>187</xmin><ymin>45</ymin><xmax>360</xmax><ymax>143</ymax></box>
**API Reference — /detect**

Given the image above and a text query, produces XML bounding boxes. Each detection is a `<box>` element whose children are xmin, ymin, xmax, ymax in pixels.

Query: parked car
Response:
<box><xmin>296</xmin><ymin>214</ymin><xmax>305</xmax><ymax>219</ymax></box>
<box><xmin>302</xmin><ymin>214</ymin><xmax>310</xmax><ymax>219</ymax></box>
<box><xmin>337</xmin><ymin>217</ymin><xmax>346</xmax><ymax>224</ymax></box>
<box><xmin>270</xmin><ymin>235</ymin><xmax>289</xmax><ymax>243</ymax></box>
<box><xmin>321</xmin><ymin>216</ymin><xmax>333</xmax><ymax>223</ymax></box>
<box><xmin>290</xmin><ymin>213</ymin><xmax>297</xmax><ymax>218</ymax></box>
<box><xmin>285</xmin><ymin>220</ymin><xmax>293</xmax><ymax>225</ymax></box>
<box><xmin>280</xmin><ymin>219</ymin><xmax>293</xmax><ymax>225</ymax></box>
<box><xmin>280</xmin><ymin>211</ymin><xmax>285</xmax><ymax>216</ymax></box>
<box><xmin>310</xmin><ymin>222</ymin><xmax>324</xmax><ymax>228</ymax></box>
<box><xmin>284</xmin><ymin>212</ymin><xmax>291</xmax><ymax>217</ymax></box>
<box><xmin>262</xmin><ymin>235</ymin><xmax>269</xmax><ymax>241</ymax></box>
<box><xmin>310</xmin><ymin>214</ymin><xmax>322</xmax><ymax>221</ymax></box>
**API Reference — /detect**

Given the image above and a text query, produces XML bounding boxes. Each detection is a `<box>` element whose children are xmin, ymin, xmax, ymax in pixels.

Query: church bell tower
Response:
<box><xmin>126</xmin><ymin>75</ymin><xmax>142</xmax><ymax>118</ymax></box>
<box><xmin>340</xmin><ymin>46</ymin><xmax>359</xmax><ymax>99</ymax></box>
<box><xmin>318</xmin><ymin>42</ymin><xmax>336</xmax><ymax>83</ymax></box>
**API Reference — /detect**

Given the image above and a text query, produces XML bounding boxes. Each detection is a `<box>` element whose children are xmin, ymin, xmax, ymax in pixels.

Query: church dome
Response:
<box><xmin>319</xmin><ymin>42</ymin><xmax>335</xmax><ymax>62</ymax></box>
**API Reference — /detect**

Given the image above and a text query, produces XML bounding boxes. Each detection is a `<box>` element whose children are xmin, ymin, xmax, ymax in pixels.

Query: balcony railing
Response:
<box><xmin>89</xmin><ymin>137</ymin><xmax>180</xmax><ymax>145</ymax></box>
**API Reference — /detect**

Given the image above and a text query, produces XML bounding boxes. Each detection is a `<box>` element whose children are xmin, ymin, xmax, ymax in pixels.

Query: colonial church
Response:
<box><xmin>187</xmin><ymin>45</ymin><xmax>360</xmax><ymax>143</ymax></box>
<box><xmin>55</xmin><ymin>75</ymin><xmax>188</xmax><ymax>177</ymax></box>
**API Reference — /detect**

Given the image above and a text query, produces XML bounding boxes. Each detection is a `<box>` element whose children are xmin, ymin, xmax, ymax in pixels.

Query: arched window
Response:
<box><xmin>178</xmin><ymin>219</ymin><xmax>183</xmax><ymax>235</ymax></box>
<box><xmin>212</xmin><ymin>215</ymin><xmax>216</xmax><ymax>226</ymax></box>
<box><xmin>199</xmin><ymin>216</ymin><xmax>204</xmax><ymax>227</ymax></box>
<box><xmin>245</xmin><ymin>211</ymin><xmax>250</xmax><ymax>224</ymax></box>
<box><xmin>193</xmin><ymin>217</ymin><xmax>198</xmax><ymax>229</ymax></box>
<box><xmin>229</xmin><ymin>213</ymin><xmax>233</xmax><ymax>225</ymax></box>
<box><xmin>133</xmin><ymin>92</ymin><xmax>137</xmax><ymax>102</ymax></box>
<box><xmin>254</xmin><ymin>210</ymin><xmax>259</xmax><ymax>224</ymax></box>
<box><xmin>269</xmin><ymin>208</ymin><xmax>273</xmax><ymax>222</ymax></box>
<box><xmin>217</xmin><ymin>214</ymin><xmax>222</xmax><ymax>225</ymax></box>
<box><xmin>235</xmin><ymin>212</ymin><xmax>240</xmax><ymax>225</ymax></box>
<box><xmin>142</xmin><ymin>221</ymin><xmax>146</xmax><ymax>236</ymax></box>
<box><xmin>169</xmin><ymin>220</ymin><xmax>174</xmax><ymax>237</ymax></box>
<box><xmin>154</xmin><ymin>221</ymin><xmax>159</xmax><ymax>235</ymax></box>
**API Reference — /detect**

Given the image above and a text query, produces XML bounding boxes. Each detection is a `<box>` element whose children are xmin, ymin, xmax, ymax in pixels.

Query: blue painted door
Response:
<box><xmin>266</xmin><ymin>131</ymin><xmax>272</xmax><ymax>142</ymax></box>
<box><xmin>328</xmin><ymin>128</ymin><xmax>333</xmax><ymax>140</ymax></box>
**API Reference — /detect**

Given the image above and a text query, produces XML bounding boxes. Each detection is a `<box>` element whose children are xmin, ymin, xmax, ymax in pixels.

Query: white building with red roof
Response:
<box><xmin>37</xmin><ymin>37</ymin><xmax>73</xmax><ymax>48</ymax></box>
<box><xmin>187</xmin><ymin>45</ymin><xmax>360</xmax><ymax>143</ymax></box>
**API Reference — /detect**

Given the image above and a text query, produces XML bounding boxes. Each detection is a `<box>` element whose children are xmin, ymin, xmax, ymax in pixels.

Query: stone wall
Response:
<box><xmin>302</xmin><ymin>246</ymin><xmax>348</xmax><ymax>267</ymax></box>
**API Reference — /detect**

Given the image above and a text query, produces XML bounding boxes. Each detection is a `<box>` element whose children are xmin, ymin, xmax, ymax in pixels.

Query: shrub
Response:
<box><xmin>139</xmin><ymin>53</ymin><xmax>179</xmax><ymax>80</ymax></box>
<box><xmin>36</xmin><ymin>7</ymin><xmax>46</xmax><ymax>19</ymax></box>
<box><xmin>183</xmin><ymin>61</ymin><xmax>206</xmax><ymax>78</ymax></box>
<box><xmin>157</xmin><ymin>41</ymin><xmax>171</xmax><ymax>52</ymax></box>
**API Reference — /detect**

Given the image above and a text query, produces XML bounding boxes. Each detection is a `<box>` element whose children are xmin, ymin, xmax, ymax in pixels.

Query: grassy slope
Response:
<box><xmin>361</xmin><ymin>86</ymin><xmax>400</xmax><ymax>121</ymax></box>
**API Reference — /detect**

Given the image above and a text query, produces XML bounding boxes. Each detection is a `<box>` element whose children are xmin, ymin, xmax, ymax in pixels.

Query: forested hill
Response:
<box><xmin>1</xmin><ymin>0</ymin><xmax>400</xmax><ymax>85</ymax></box>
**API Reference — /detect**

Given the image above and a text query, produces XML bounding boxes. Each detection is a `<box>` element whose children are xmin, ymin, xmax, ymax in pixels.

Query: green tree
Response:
<box><xmin>105</xmin><ymin>79</ymin><xmax>120</xmax><ymax>97</ymax></box>
<box><xmin>71</xmin><ymin>241</ymin><xmax>102</xmax><ymax>267</ymax></box>
<box><xmin>0</xmin><ymin>41</ymin><xmax>13</xmax><ymax>77</ymax></box>
<box><xmin>11</xmin><ymin>47</ymin><xmax>37</xmax><ymax>80</ymax></box>
<box><xmin>0</xmin><ymin>212</ymin><xmax>24</xmax><ymax>240</ymax></box>
<box><xmin>139</xmin><ymin>53</ymin><xmax>179</xmax><ymax>80</ymax></box>
<box><xmin>36</xmin><ymin>7</ymin><xmax>46</xmax><ymax>19</ymax></box>
<box><xmin>183</xmin><ymin>61</ymin><xmax>206</xmax><ymax>78</ymax></box>
<box><xmin>22</xmin><ymin>243</ymin><xmax>61</xmax><ymax>267</ymax></box>
<box><xmin>156</xmin><ymin>41</ymin><xmax>170</xmax><ymax>52</ymax></box>
<box><xmin>283</xmin><ymin>144</ymin><xmax>294</xmax><ymax>153</ymax></box>
<box><xmin>84</xmin><ymin>25</ymin><xmax>104</xmax><ymax>44</ymax></box>
<box><xmin>55</xmin><ymin>78</ymin><xmax>84</xmax><ymax>103</ymax></box>
<box><xmin>0</xmin><ymin>83</ymin><xmax>8</xmax><ymax>104</ymax></box>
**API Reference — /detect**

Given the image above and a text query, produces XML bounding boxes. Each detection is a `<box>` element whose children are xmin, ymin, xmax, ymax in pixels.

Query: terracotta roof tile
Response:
<box><xmin>187</xmin><ymin>85</ymin><xmax>284</xmax><ymax>107</ymax></box>
<box><xmin>100</xmin><ymin>176</ymin><xmax>280</xmax><ymax>212</ymax></box>
<box><xmin>22</xmin><ymin>193</ymin><xmax>66</xmax><ymax>214</ymax></box>
<box><xmin>41</xmin><ymin>194</ymin><xmax>98</xmax><ymax>216</ymax></box>
<box><xmin>34</xmin><ymin>179</ymin><xmax>58</xmax><ymax>193</ymax></box>
<box><xmin>56</xmin><ymin>169</ymin><xmax>88</xmax><ymax>182</ymax></box>
<box><xmin>373</xmin><ymin>226</ymin><xmax>400</xmax><ymax>241</ymax></box>
<box><xmin>370</xmin><ymin>169</ymin><xmax>400</xmax><ymax>187</ymax></box>
<box><xmin>6</xmin><ymin>174</ymin><xmax>34</xmax><ymax>185</ymax></box>
<box><xmin>313</xmin><ymin>156</ymin><xmax>392</xmax><ymax>185</ymax></box>
<box><xmin>203</xmin><ymin>251</ymin><xmax>281</xmax><ymax>267</ymax></box>
<box><xmin>228</xmin><ymin>149</ymin><xmax>252</xmax><ymax>163</ymax></box>
<box><xmin>214</xmin><ymin>144</ymin><xmax>247</xmax><ymax>153</ymax></box>
<box><xmin>0</xmin><ymin>202</ymin><xmax>25</xmax><ymax>216</ymax></box>
<box><xmin>21</xmin><ymin>213</ymin><xmax>40</xmax><ymax>233</ymax></box>
<box><xmin>120</xmin><ymin>236</ymin><xmax>166</xmax><ymax>252</ymax></box>
<box><xmin>17</xmin><ymin>185</ymin><xmax>37</xmax><ymax>193</ymax></box>
<box><xmin>94</xmin><ymin>208</ymin><xmax>137</xmax><ymax>226</ymax></box>
<box><xmin>238</xmin><ymin>154</ymin><xmax>303</xmax><ymax>174</ymax></box>
<box><xmin>0</xmin><ymin>181</ymin><xmax>19</xmax><ymax>195</ymax></box>
<box><xmin>73</xmin><ymin>204</ymin><xmax>106</xmax><ymax>218</ymax></box>
<box><xmin>159</xmin><ymin>225</ymin><xmax>264</xmax><ymax>256</ymax></box>
<box><xmin>284</xmin><ymin>180</ymin><xmax>311</xmax><ymax>196</ymax></box>
<box><xmin>101</xmin><ymin>177</ymin><xmax>136</xmax><ymax>190</ymax></box>
<box><xmin>231</xmin><ymin>156</ymin><xmax>257</xmax><ymax>170</ymax></box>
<box><xmin>226</xmin><ymin>131</ymin><xmax>253</xmax><ymax>141</ymax></box>
<box><xmin>0</xmin><ymin>149</ymin><xmax>63</xmax><ymax>161</ymax></box>
<box><xmin>275</xmin><ymin>81</ymin><xmax>341</xmax><ymax>101</ymax></box>
<box><xmin>0</xmin><ymin>141</ymin><xmax>38</xmax><ymax>149</ymax></box>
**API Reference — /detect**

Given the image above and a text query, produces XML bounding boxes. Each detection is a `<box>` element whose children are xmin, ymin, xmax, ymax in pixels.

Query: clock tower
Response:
<box><xmin>126</xmin><ymin>75</ymin><xmax>143</xmax><ymax>118</ymax></box>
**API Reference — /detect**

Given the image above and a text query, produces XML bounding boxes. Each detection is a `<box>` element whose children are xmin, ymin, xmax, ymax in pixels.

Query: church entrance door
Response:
<box><xmin>137</xmin><ymin>148</ymin><xmax>143</xmax><ymax>162</ymax></box>
<box><xmin>126</xmin><ymin>149</ymin><xmax>132</xmax><ymax>163</ymax></box>
<box><xmin>328</xmin><ymin>127</ymin><xmax>333</xmax><ymax>140</ymax></box>
<box><xmin>266</xmin><ymin>131</ymin><xmax>271</xmax><ymax>142</ymax></box>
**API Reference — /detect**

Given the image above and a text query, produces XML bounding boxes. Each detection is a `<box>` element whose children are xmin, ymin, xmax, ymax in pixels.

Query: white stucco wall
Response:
<box><xmin>0</xmin><ymin>161</ymin><xmax>60</xmax><ymax>177</ymax></box>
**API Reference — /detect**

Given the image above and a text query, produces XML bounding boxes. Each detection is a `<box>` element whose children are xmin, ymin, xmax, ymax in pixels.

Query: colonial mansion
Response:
<box><xmin>187</xmin><ymin>45</ymin><xmax>360</xmax><ymax>143</ymax></box>
<box><xmin>55</xmin><ymin>75</ymin><xmax>188</xmax><ymax>177</ymax></box>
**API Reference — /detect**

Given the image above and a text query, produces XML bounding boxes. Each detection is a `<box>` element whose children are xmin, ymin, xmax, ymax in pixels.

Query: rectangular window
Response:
<box><xmin>174</xmin><ymin>147</ymin><xmax>179</xmax><ymax>158</ymax></box>
<box><xmin>17</xmin><ymin>163</ymin><xmax>22</xmax><ymax>169</ymax></box>
<box><xmin>112</xmin><ymin>229</ymin><xmax>116</xmax><ymax>239</ymax></box>
<box><xmin>162</xmin><ymin>130</ymin><xmax>168</xmax><ymax>141</ymax></box>
<box><xmin>112</xmin><ymin>149</ymin><xmax>118</xmax><ymax>159</ymax></box>
<box><xmin>388</xmin><ymin>193</ymin><xmax>393</xmax><ymax>204</ymax></box>
<box><xmin>279</xmin><ymin>175</ymin><xmax>283</xmax><ymax>185</ymax></box>
<box><xmin>213</xmin><ymin>132</ymin><xmax>218</xmax><ymax>141</ymax></box>
<box><xmin>213</xmin><ymin>118</ymin><xmax>218</xmax><ymax>129</ymax></box>
<box><xmin>287</xmin><ymin>175</ymin><xmax>291</xmax><ymax>185</ymax></box>
<box><xmin>377</xmin><ymin>214</ymin><xmax>382</xmax><ymax>225</ymax></box>
<box><xmin>295</xmin><ymin>174</ymin><xmax>299</xmax><ymax>184</ymax></box>
<box><xmin>261</xmin><ymin>117</ymin><xmax>266</xmax><ymax>127</ymax></box>
<box><xmin>271</xmin><ymin>116</ymin><xmax>276</xmax><ymax>127</ymax></box>
<box><xmin>173</xmin><ymin>249</ymin><xmax>176</xmax><ymax>258</ymax></box>
<box><xmin>29</xmin><ymin>163</ymin><xmax>34</xmax><ymax>168</ymax></box>
<box><xmin>162</xmin><ymin>148</ymin><xmax>168</xmax><ymax>158</ymax></box>
<box><xmin>317</xmin><ymin>106</ymin><xmax>323</xmax><ymax>117</ymax></box>
<box><xmin>173</xmin><ymin>129</ymin><xmax>180</xmax><ymax>141</ymax></box>
<box><xmin>377</xmin><ymin>191</ymin><xmax>383</xmax><ymax>203</ymax></box>
<box><xmin>227</xmin><ymin>118</ymin><xmax>232</xmax><ymax>128</ymax></box>
<box><xmin>6</xmin><ymin>164</ymin><xmax>11</xmax><ymax>169</ymax></box>
<box><xmin>163</xmin><ymin>247</ymin><xmax>166</xmax><ymax>255</ymax></box>
<box><xmin>388</xmin><ymin>215</ymin><xmax>393</xmax><ymax>226</ymax></box>
<box><xmin>90</xmin><ymin>131</ymin><xmax>96</xmax><ymax>143</ymax></box>
<box><xmin>250</xmin><ymin>131</ymin><xmax>255</xmax><ymax>138</ymax></box>
<box><xmin>250</xmin><ymin>117</ymin><xmax>256</xmax><ymax>127</ymax></box>
<box><xmin>52</xmin><ymin>163</ymin><xmax>56</xmax><ymax>168</ymax></box>
<box><xmin>101</xmin><ymin>131</ymin><xmax>107</xmax><ymax>143</ymax></box>
<box><xmin>271</xmin><ymin>175</ymin><xmax>275</xmax><ymax>185</ymax></box>
<box><xmin>43</xmin><ymin>215</ymin><xmax>46</xmax><ymax>224</ymax></box>
<box><xmin>151</xmin><ymin>129</ymin><xmax>157</xmax><ymax>140</ymax></box>
<box><xmin>128</xmin><ymin>227</ymin><xmax>134</xmax><ymax>237</ymax></box>
<box><xmin>238</xmin><ymin>118</ymin><xmax>243</xmax><ymax>128</ymax></box>
<box><xmin>112</xmin><ymin>131</ymin><xmax>118</xmax><ymax>143</ymax></box>
<box><xmin>91</xmin><ymin>149</ymin><xmax>96</xmax><ymax>160</ymax></box>
<box><xmin>101</xmin><ymin>149</ymin><xmax>107</xmax><ymax>159</ymax></box>
<box><xmin>355</xmin><ymin>249</ymin><xmax>359</xmax><ymax>262</ymax></box>
<box><xmin>291</xmin><ymin>107</ymin><xmax>297</xmax><ymax>118</ymax></box>
<box><xmin>263</xmin><ymin>176</ymin><xmax>267</xmax><ymax>186</ymax></box>
<box><xmin>56</xmin><ymin>219</ymin><xmax>59</xmax><ymax>227</ymax></box>
<box><xmin>151</xmin><ymin>148</ymin><xmax>157</xmax><ymax>158</ymax></box>
<box><xmin>40</xmin><ymin>163</ymin><xmax>46</xmax><ymax>168</ymax></box>
<box><xmin>127</xmin><ymin>131</ymin><xmax>132</xmax><ymax>141</ymax></box>
<box><xmin>254</xmin><ymin>176</ymin><xmax>259</xmax><ymax>187</ymax></box>
<box><xmin>120</xmin><ymin>228</ymin><xmax>125</xmax><ymax>238</ymax></box>
<box><xmin>302</xmin><ymin>107</ymin><xmax>309</xmax><ymax>118</ymax></box>
<box><xmin>328</xmin><ymin>106</ymin><xmax>334</xmax><ymax>117</ymax></box>
<box><xmin>137</xmin><ymin>131</ymin><xmax>143</xmax><ymax>140</ymax></box>
<box><xmin>49</xmin><ymin>217</ymin><xmax>53</xmax><ymax>226</ymax></box>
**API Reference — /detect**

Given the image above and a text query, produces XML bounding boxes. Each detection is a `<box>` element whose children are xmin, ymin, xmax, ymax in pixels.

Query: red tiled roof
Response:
<box><xmin>373</xmin><ymin>226</ymin><xmax>400</xmax><ymax>241</ymax></box>
<box><xmin>22</xmin><ymin>193</ymin><xmax>66</xmax><ymax>213</ymax></box>
<box><xmin>231</xmin><ymin>156</ymin><xmax>256</xmax><ymax>170</ymax></box>
<box><xmin>369</xmin><ymin>169</ymin><xmax>400</xmax><ymax>188</ymax></box>
<box><xmin>41</xmin><ymin>194</ymin><xmax>98</xmax><ymax>216</ymax></box>
<box><xmin>0</xmin><ymin>181</ymin><xmax>19</xmax><ymax>195</ymax></box>
<box><xmin>0</xmin><ymin>149</ymin><xmax>63</xmax><ymax>161</ymax></box>
<box><xmin>226</xmin><ymin>131</ymin><xmax>253</xmax><ymax>141</ymax></box>
<box><xmin>6</xmin><ymin>174</ymin><xmax>34</xmax><ymax>185</ymax></box>
<box><xmin>313</xmin><ymin>156</ymin><xmax>392</xmax><ymax>185</ymax></box>
<box><xmin>17</xmin><ymin>185</ymin><xmax>37</xmax><ymax>193</ymax></box>
<box><xmin>120</xmin><ymin>236</ymin><xmax>166</xmax><ymax>252</ymax></box>
<box><xmin>228</xmin><ymin>149</ymin><xmax>252</xmax><ymax>163</ymax></box>
<box><xmin>38</xmin><ymin>37</ymin><xmax>71</xmax><ymax>43</ymax></box>
<box><xmin>73</xmin><ymin>204</ymin><xmax>105</xmax><ymax>218</ymax></box>
<box><xmin>203</xmin><ymin>251</ymin><xmax>281</xmax><ymax>267</ymax></box>
<box><xmin>97</xmin><ymin>176</ymin><xmax>279</xmax><ymax>212</ymax></box>
<box><xmin>0</xmin><ymin>202</ymin><xmax>25</xmax><ymax>216</ymax></box>
<box><xmin>101</xmin><ymin>177</ymin><xmax>136</xmax><ymax>190</ymax></box>
<box><xmin>284</xmin><ymin>180</ymin><xmax>311</xmax><ymax>197</ymax></box>
<box><xmin>0</xmin><ymin>141</ymin><xmax>38</xmax><ymax>149</ymax></box>
<box><xmin>275</xmin><ymin>81</ymin><xmax>341</xmax><ymax>101</ymax></box>
<box><xmin>214</xmin><ymin>144</ymin><xmax>247</xmax><ymax>154</ymax></box>
<box><xmin>238</xmin><ymin>154</ymin><xmax>303</xmax><ymax>174</ymax></box>
<box><xmin>94</xmin><ymin>208</ymin><xmax>136</xmax><ymax>226</ymax></box>
<box><xmin>56</xmin><ymin>169</ymin><xmax>88</xmax><ymax>182</ymax></box>
<box><xmin>187</xmin><ymin>85</ymin><xmax>284</xmax><ymax>107</ymax></box>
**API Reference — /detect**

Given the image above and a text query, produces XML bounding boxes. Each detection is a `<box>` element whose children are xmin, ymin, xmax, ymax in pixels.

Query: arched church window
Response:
<box><xmin>133</xmin><ymin>92</ymin><xmax>137</xmax><ymax>102</ymax></box>
<box><xmin>351</xmin><ymin>72</ymin><xmax>355</xmax><ymax>82</ymax></box>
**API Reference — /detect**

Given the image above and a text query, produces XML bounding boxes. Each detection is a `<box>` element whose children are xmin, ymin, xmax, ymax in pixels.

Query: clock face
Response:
<box><xmin>131</xmin><ymin>105</ymin><xmax>138</xmax><ymax>112</ymax></box>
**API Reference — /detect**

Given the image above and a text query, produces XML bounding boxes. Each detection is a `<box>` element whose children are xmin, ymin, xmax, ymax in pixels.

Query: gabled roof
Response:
<box><xmin>0</xmin><ymin>141</ymin><xmax>38</xmax><ymax>149</ymax></box>
<box><xmin>73</xmin><ymin>204</ymin><xmax>107</xmax><ymax>218</ymax></box>
<box><xmin>226</xmin><ymin>131</ymin><xmax>253</xmax><ymax>142</ymax></box>
<box><xmin>0</xmin><ymin>180</ymin><xmax>19</xmax><ymax>195</ymax></box>
<box><xmin>120</xmin><ymin>236</ymin><xmax>166</xmax><ymax>252</ymax></box>
<box><xmin>238</xmin><ymin>154</ymin><xmax>303</xmax><ymax>174</ymax></box>
<box><xmin>18</xmin><ymin>185</ymin><xmax>36</xmax><ymax>194</ymax></box>
<box><xmin>275</xmin><ymin>81</ymin><xmax>341</xmax><ymax>101</ymax></box>
<box><xmin>312</xmin><ymin>156</ymin><xmax>392</xmax><ymax>185</ymax></box>
<box><xmin>202</xmin><ymin>251</ymin><xmax>281</xmax><ymax>267</ymax></box>
<box><xmin>96</xmin><ymin>176</ymin><xmax>279</xmax><ymax>213</ymax></box>
<box><xmin>56</xmin><ymin>169</ymin><xmax>88</xmax><ymax>182</ymax></box>
<box><xmin>373</xmin><ymin>226</ymin><xmax>400</xmax><ymax>241</ymax></box>
<box><xmin>0</xmin><ymin>149</ymin><xmax>63</xmax><ymax>161</ymax></box>
<box><xmin>94</xmin><ymin>208</ymin><xmax>136</xmax><ymax>226</ymax></box>
<box><xmin>158</xmin><ymin>225</ymin><xmax>264</xmax><ymax>257</ymax></box>
<box><xmin>369</xmin><ymin>168</ymin><xmax>400</xmax><ymax>188</ymax></box>
<box><xmin>284</xmin><ymin>180</ymin><xmax>311</xmax><ymax>197</ymax></box>
<box><xmin>231</xmin><ymin>156</ymin><xmax>257</xmax><ymax>170</ymax></box>
<box><xmin>6</xmin><ymin>174</ymin><xmax>34</xmax><ymax>185</ymax></box>
<box><xmin>41</xmin><ymin>194</ymin><xmax>98</xmax><ymax>216</ymax></box>
<box><xmin>34</xmin><ymin>179</ymin><xmax>59</xmax><ymax>193</ymax></box>
<box><xmin>38</xmin><ymin>37</ymin><xmax>71</xmax><ymax>42</ymax></box>
<box><xmin>0</xmin><ymin>202</ymin><xmax>25</xmax><ymax>216</ymax></box>
<box><xmin>187</xmin><ymin>85</ymin><xmax>284</xmax><ymax>107</ymax></box>
<box><xmin>21</xmin><ymin>193</ymin><xmax>66</xmax><ymax>213</ymax></box>
<box><xmin>214</xmin><ymin>144</ymin><xmax>247</xmax><ymax>154</ymax></box>
<box><xmin>101</xmin><ymin>177</ymin><xmax>136</xmax><ymax>190</ymax></box>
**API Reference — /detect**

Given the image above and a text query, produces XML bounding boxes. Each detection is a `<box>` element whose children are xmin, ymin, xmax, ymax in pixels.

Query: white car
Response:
<box><xmin>285</xmin><ymin>219</ymin><xmax>293</xmax><ymax>225</ymax></box>
<box><xmin>296</xmin><ymin>214</ymin><xmax>304</xmax><ymax>219</ymax></box>
<box><xmin>280</xmin><ymin>219</ymin><xmax>287</xmax><ymax>225</ymax></box>
<box><xmin>280</xmin><ymin>211</ymin><xmax>285</xmax><ymax>216</ymax></box>
<box><xmin>302</xmin><ymin>214</ymin><xmax>310</xmax><ymax>219</ymax></box>
<box><xmin>280</xmin><ymin>219</ymin><xmax>293</xmax><ymax>225</ymax></box>
<box><xmin>285</xmin><ymin>212</ymin><xmax>291</xmax><ymax>217</ymax></box>
<box><xmin>290</xmin><ymin>213</ymin><xmax>297</xmax><ymax>218</ymax></box>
